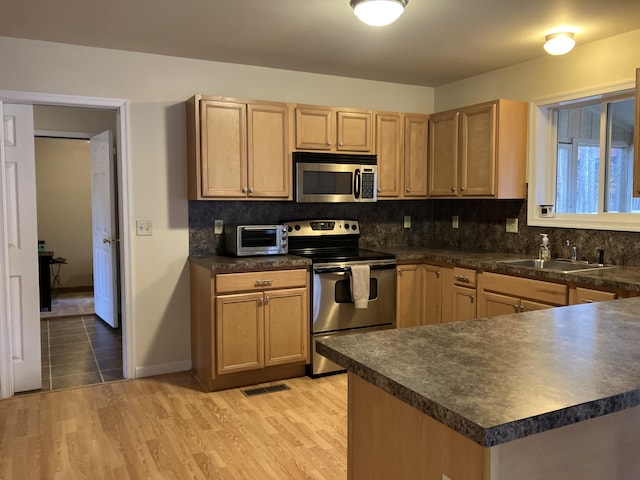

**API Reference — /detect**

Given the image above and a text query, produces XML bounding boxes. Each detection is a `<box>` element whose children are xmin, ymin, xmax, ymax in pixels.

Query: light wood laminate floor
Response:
<box><xmin>0</xmin><ymin>372</ymin><xmax>348</xmax><ymax>479</ymax></box>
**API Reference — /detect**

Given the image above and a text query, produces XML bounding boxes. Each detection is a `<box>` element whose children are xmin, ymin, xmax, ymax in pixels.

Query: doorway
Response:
<box><xmin>34</xmin><ymin>117</ymin><xmax>123</xmax><ymax>390</ymax></box>
<box><xmin>0</xmin><ymin>91</ymin><xmax>133</xmax><ymax>398</ymax></box>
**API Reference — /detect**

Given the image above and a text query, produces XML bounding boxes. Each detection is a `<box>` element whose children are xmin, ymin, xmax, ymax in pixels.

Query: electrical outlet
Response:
<box><xmin>214</xmin><ymin>219</ymin><xmax>224</xmax><ymax>234</ymax></box>
<box><xmin>506</xmin><ymin>218</ymin><xmax>519</xmax><ymax>233</ymax></box>
<box><xmin>136</xmin><ymin>220</ymin><xmax>152</xmax><ymax>236</ymax></box>
<box><xmin>403</xmin><ymin>215</ymin><xmax>411</xmax><ymax>228</ymax></box>
<box><xmin>452</xmin><ymin>216</ymin><xmax>459</xmax><ymax>229</ymax></box>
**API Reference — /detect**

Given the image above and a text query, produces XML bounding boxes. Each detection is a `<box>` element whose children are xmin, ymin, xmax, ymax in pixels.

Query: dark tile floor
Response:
<box><xmin>40</xmin><ymin>314</ymin><xmax>123</xmax><ymax>391</ymax></box>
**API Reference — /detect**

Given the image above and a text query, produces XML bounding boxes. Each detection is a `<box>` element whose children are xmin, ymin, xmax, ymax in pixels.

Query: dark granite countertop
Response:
<box><xmin>317</xmin><ymin>297</ymin><xmax>640</xmax><ymax>447</ymax></box>
<box><xmin>189</xmin><ymin>254</ymin><xmax>311</xmax><ymax>272</ymax></box>
<box><xmin>377</xmin><ymin>246</ymin><xmax>640</xmax><ymax>292</ymax></box>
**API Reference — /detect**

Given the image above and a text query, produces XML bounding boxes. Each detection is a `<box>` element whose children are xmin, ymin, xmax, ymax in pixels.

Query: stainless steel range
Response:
<box><xmin>285</xmin><ymin>219</ymin><xmax>396</xmax><ymax>376</ymax></box>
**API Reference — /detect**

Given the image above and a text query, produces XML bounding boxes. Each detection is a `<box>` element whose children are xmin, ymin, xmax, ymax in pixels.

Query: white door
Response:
<box><xmin>0</xmin><ymin>103</ymin><xmax>41</xmax><ymax>393</ymax></box>
<box><xmin>90</xmin><ymin>130</ymin><xmax>118</xmax><ymax>328</ymax></box>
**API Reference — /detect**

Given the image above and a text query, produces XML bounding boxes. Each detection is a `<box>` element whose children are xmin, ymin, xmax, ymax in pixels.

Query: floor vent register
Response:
<box><xmin>241</xmin><ymin>383</ymin><xmax>290</xmax><ymax>397</ymax></box>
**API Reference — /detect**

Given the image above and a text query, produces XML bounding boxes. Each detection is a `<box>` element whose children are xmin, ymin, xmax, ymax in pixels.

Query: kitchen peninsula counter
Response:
<box><xmin>317</xmin><ymin>298</ymin><xmax>640</xmax><ymax>479</ymax></box>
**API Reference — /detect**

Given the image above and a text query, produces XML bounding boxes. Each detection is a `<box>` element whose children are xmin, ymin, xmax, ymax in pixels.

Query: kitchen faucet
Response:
<box><xmin>563</xmin><ymin>240</ymin><xmax>578</xmax><ymax>262</ymax></box>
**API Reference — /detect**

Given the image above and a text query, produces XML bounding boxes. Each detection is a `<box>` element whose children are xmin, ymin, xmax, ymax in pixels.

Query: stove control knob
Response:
<box><xmin>294</xmin><ymin>224</ymin><xmax>301</xmax><ymax>231</ymax></box>
<box><xmin>344</xmin><ymin>223</ymin><xmax>350</xmax><ymax>230</ymax></box>
<box><xmin>351</xmin><ymin>224</ymin><xmax>357</xmax><ymax>231</ymax></box>
<box><xmin>287</xmin><ymin>226</ymin><xmax>292</xmax><ymax>232</ymax></box>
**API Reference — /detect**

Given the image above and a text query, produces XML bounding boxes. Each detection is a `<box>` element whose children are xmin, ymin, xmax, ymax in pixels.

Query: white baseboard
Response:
<box><xmin>135</xmin><ymin>360</ymin><xmax>192</xmax><ymax>378</ymax></box>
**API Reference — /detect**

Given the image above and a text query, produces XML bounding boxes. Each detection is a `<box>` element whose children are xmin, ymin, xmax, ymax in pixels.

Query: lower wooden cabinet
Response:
<box><xmin>478</xmin><ymin>272</ymin><xmax>567</xmax><ymax>317</ymax></box>
<box><xmin>191</xmin><ymin>263</ymin><xmax>309</xmax><ymax>391</ymax></box>
<box><xmin>451</xmin><ymin>285</ymin><xmax>477</xmax><ymax>321</ymax></box>
<box><xmin>396</xmin><ymin>264</ymin><xmax>442</xmax><ymax>328</ymax></box>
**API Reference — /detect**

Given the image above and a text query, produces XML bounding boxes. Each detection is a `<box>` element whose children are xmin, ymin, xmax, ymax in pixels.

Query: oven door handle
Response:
<box><xmin>313</xmin><ymin>264</ymin><xmax>396</xmax><ymax>274</ymax></box>
<box><xmin>314</xmin><ymin>266</ymin><xmax>351</xmax><ymax>274</ymax></box>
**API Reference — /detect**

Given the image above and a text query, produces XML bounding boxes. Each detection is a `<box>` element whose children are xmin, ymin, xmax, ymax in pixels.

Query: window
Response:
<box><xmin>528</xmin><ymin>83</ymin><xmax>638</xmax><ymax>231</ymax></box>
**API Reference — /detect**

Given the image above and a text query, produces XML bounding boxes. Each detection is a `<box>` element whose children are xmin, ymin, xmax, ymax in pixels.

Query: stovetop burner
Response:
<box><xmin>284</xmin><ymin>219</ymin><xmax>395</xmax><ymax>264</ymax></box>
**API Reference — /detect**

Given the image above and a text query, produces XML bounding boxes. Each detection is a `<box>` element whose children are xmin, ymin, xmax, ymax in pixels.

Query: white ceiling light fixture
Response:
<box><xmin>543</xmin><ymin>32</ymin><xmax>576</xmax><ymax>55</ymax></box>
<box><xmin>350</xmin><ymin>0</ymin><xmax>409</xmax><ymax>27</ymax></box>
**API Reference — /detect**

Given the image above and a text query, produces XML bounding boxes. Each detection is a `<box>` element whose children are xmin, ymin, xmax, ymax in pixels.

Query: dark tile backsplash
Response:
<box><xmin>189</xmin><ymin>198</ymin><xmax>640</xmax><ymax>267</ymax></box>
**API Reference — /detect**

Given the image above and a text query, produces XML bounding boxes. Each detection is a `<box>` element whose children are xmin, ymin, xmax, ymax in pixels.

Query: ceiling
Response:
<box><xmin>2</xmin><ymin>0</ymin><xmax>640</xmax><ymax>87</ymax></box>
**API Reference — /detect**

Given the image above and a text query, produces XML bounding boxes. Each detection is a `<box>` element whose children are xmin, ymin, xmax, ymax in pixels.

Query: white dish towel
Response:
<box><xmin>350</xmin><ymin>265</ymin><xmax>370</xmax><ymax>309</ymax></box>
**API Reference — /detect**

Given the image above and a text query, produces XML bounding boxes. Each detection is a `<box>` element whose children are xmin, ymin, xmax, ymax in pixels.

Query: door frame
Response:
<box><xmin>0</xmin><ymin>90</ymin><xmax>134</xmax><ymax>398</ymax></box>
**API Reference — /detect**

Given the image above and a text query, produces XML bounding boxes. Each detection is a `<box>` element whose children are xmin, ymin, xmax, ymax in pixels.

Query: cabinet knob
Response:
<box><xmin>436</xmin><ymin>271</ymin><xmax>440</xmax><ymax>278</ymax></box>
<box><xmin>460</xmin><ymin>187</ymin><xmax>465</xmax><ymax>192</ymax></box>
<box><xmin>327</xmin><ymin>141</ymin><xmax>333</xmax><ymax>146</ymax></box>
<box><xmin>377</xmin><ymin>187</ymin><xmax>381</xmax><ymax>193</ymax></box>
<box><xmin>405</xmin><ymin>187</ymin><xmax>410</xmax><ymax>193</ymax></box>
<box><xmin>249</xmin><ymin>187</ymin><xmax>254</xmax><ymax>194</ymax></box>
<box><xmin>242</xmin><ymin>186</ymin><xmax>248</xmax><ymax>193</ymax></box>
<box><xmin>338</xmin><ymin>142</ymin><xmax>343</xmax><ymax>147</ymax></box>
<box><xmin>451</xmin><ymin>187</ymin><xmax>455</xmax><ymax>192</ymax></box>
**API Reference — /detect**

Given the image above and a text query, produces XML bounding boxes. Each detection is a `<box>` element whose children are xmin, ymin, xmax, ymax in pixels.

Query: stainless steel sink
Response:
<box><xmin>497</xmin><ymin>259</ymin><xmax>614</xmax><ymax>274</ymax></box>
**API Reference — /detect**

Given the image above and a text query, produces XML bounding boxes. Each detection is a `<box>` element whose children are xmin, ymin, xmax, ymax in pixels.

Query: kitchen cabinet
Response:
<box><xmin>477</xmin><ymin>271</ymin><xmax>567</xmax><ymax>317</ymax></box>
<box><xmin>187</xmin><ymin>95</ymin><xmax>292</xmax><ymax>200</ymax></box>
<box><xmin>190</xmin><ymin>264</ymin><xmax>309</xmax><ymax>391</ymax></box>
<box><xmin>569</xmin><ymin>287</ymin><xmax>617</xmax><ymax>305</ymax></box>
<box><xmin>396</xmin><ymin>263</ymin><xmax>442</xmax><ymax>328</ymax></box>
<box><xmin>633</xmin><ymin>68</ymin><xmax>640</xmax><ymax>197</ymax></box>
<box><xmin>375</xmin><ymin>112</ymin><xmax>429</xmax><ymax>199</ymax></box>
<box><xmin>295</xmin><ymin>105</ymin><xmax>372</xmax><ymax>152</ymax></box>
<box><xmin>428</xmin><ymin>99</ymin><xmax>528</xmax><ymax>199</ymax></box>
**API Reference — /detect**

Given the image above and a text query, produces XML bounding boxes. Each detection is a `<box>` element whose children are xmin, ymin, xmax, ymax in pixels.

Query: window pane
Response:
<box><xmin>555</xmin><ymin>105</ymin><xmax>601</xmax><ymax>214</ymax></box>
<box><xmin>604</xmin><ymin>98</ymin><xmax>636</xmax><ymax>213</ymax></box>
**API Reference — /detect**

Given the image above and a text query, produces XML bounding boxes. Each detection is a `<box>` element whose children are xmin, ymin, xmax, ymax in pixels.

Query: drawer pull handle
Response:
<box><xmin>582</xmin><ymin>299</ymin><xmax>595</xmax><ymax>303</ymax></box>
<box><xmin>255</xmin><ymin>279</ymin><xmax>273</xmax><ymax>287</ymax></box>
<box><xmin>455</xmin><ymin>275</ymin><xmax>470</xmax><ymax>283</ymax></box>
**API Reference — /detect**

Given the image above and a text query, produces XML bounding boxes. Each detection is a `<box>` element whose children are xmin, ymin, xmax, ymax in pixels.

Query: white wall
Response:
<box><xmin>0</xmin><ymin>36</ymin><xmax>435</xmax><ymax>375</ymax></box>
<box><xmin>435</xmin><ymin>29</ymin><xmax>640</xmax><ymax>111</ymax></box>
<box><xmin>35</xmin><ymin>137</ymin><xmax>93</xmax><ymax>288</ymax></box>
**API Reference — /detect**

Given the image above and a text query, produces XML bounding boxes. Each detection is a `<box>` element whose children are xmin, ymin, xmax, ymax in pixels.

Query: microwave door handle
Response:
<box><xmin>354</xmin><ymin>168</ymin><xmax>361</xmax><ymax>200</ymax></box>
<box><xmin>241</xmin><ymin>226</ymin><xmax>273</xmax><ymax>230</ymax></box>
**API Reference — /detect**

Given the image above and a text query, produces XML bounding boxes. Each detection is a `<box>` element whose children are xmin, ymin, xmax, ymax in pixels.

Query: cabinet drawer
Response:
<box><xmin>571</xmin><ymin>287</ymin><xmax>617</xmax><ymax>304</ymax></box>
<box><xmin>481</xmin><ymin>272</ymin><xmax>567</xmax><ymax>306</ymax></box>
<box><xmin>453</xmin><ymin>267</ymin><xmax>476</xmax><ymax>288</ymax></box>
<box><xmin>216</xmin><ymin>269</ymin><xmax>308</xmax><ymax>294</ymax></box>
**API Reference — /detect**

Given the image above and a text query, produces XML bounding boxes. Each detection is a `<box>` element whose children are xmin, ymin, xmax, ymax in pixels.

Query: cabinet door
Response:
<box><xmin>460</xmin><ymin>102</ymin><xmax>496</xmax><ymax>197</ymax></box>
<box><xmin>451</xmin><ymin>285</ymin><xmax>476</xmax><ymax>322</ymax></box>
<box><xmin>375</xmin><ymin>113</ymin><xmax>403</xmax><ymax>198</ymax></box>
<box><xmin>337</xmin><ymin>110</ymin><xmax>372</xmax><ymax>152</ymax></box>
<box><xmin>295</xmin><ymin>107</ymin><xmax>333</xmax><ymax>150</ymax></box>
<box><xmin>404</xmin><ymin>115</ymin><xmax>428</xmax><ymax>198</ymax></box>
<box><xmin>396</xmin><ymin>265</ymin><xmax>423</xmax><ymax>328</ymax></box>
<box><xmin>428</xmin><ymin>110</ymin><xmax>459</xmax><ymax>196</ymax></box>
<box><xmin>216</xmin><ymin>292</ymin><xmax>264</xmax><ymax>375</ymax></box>
<box><xmin>200</xmin><ymin>100</ymin><xmax>247</xmax><ymax>198</ymax></box>
<box><xmin>480</xmin><ymin>291</ymin><xmax>520</xmax><ymax>317</ymax></box>
<box><xmin>422</xmin><ymin>264</ymin><xmax>442</xmax><ymax>325</ymax></box>
<box><xmin>247</xmin><ymin>103</ymin><xmax>291</xmax><ymax>199</ymax></box>
<box><xmin>264</xmin><ymin>288</ymin><xmax>309</xmax><ymax>366</ymax></box>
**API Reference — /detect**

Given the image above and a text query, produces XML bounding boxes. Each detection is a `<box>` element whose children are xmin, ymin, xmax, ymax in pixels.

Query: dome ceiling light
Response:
<box><xmin>543</xmin><ymin>32</ymin><xmax>576</xmax><ymax>55</ymax></box>
<box><xmin>350</xmin><ymin>0</ymin><xmax>409</xmax><ymax>27</ymax></box>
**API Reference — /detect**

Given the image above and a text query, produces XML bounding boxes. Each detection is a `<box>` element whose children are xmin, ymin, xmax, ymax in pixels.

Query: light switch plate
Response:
<box><xmin>403</xmin><ymin>215</ymin><xmax>411</xmax><ymax>228</ymax></box>
<box><xmin>136</xmin><ymin>220</ymin><xmax>152</xmax><ymax>236</ymax></box>
<box><xmin>214</xmin><ymin>219</ymin><xmax>224</xmax><ymax>234</ymax></box>
<box><xmin>506</xmin><ymin>218</ymin><xmax>519</xmax><ymax>233</ymax></box>
<box><xmin>452</xmin><ymin>216</ymin><xmax>459</xmax><ymax>229</ymax></box>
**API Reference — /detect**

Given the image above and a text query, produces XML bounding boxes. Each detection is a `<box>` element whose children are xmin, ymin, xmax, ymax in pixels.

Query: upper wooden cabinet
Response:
<box><xmin>376</xmin><ymin>112</ymin><xmax>429</xmax><ymax>199</ymax></box>
<box><xmin>428</xmin><ymin>99</ymin><xmax>528</xmax><ymax>199</ymax></box>
<box><xmin>633</xmin><ymin>68</ymin><xmax>640</xmax><ymax>197</ymax></box>
<box><xmin>295</xmin><ymin>105</ymin><xmax>372</xmax><ymax>152</ymax></box>
<box><xmin>187</xmin><ymin>95</ymin><xmax>292</xmax><ymax>200</ymax></box>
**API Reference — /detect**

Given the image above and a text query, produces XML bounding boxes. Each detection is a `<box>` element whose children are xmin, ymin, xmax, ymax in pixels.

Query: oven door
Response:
<box><xmin>311</xmin><ymin>263</ymin><xmax>396</xmax><ymax>334</ymax></box>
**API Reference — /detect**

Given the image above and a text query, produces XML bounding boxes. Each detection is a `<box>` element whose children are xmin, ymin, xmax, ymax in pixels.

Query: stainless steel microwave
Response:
<box><xmin>293</xmin><ymin>152</ymin><xmax>377</xmax><ymax>203</ymax></box>
<box><xmin>224</xmin><ymin>225</ymin><xmax>288</xmax><ymax>257</ymax></box>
